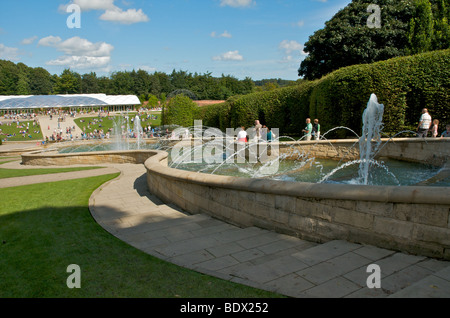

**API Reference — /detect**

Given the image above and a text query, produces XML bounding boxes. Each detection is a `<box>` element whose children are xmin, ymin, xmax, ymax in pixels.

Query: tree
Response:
<box><xmin>81</xmin><ymin>72</ymin><xmax>100</xmax><ymax>94</ymax></box>
<box><xmin>54</xmin><ymin>69</ymin><xmax>81</xmax><ymax>94</ymax></box>
<box><xmin>163</xmin><ymin>94</ymin><xmax>199</xmax><ymax>127</ymax></box>
<box><xmin>432</xmin><ymin>0</ymin><xmax>450</xmax><ymax>49</ymax></box>
<box><xmin>168</xmin><ymin>89</ymin><xmax>198</xmax><ymax>100</ymax></box>
<box><xmin>29</xmin><ymin>67</ymin><xmax>53</xmax><ymax>95</ymax></box>
<box><xmin>170</xmin><ymin>70</ymin><xmax>191</xmax><ymax>90</ymax></box>
<box><xmin>153</xmin><ymin>72</ymin><xmax>173</xmax><ymax>97</ymax></box>
<box><xmin>298</xmin><ymin>0</ymin><xmax>416</xmax><ymax>80</ymax></box>
<box><xmin>407</xmin><ymin>0</ymin><xmax>434</xmax><ymax>54</ymax></box>
<box><xmin>147</xmin><ymin>94</ymin><xmax>159</xmax><ymax>109</ymax></box>
<box><xmin>0</xmin><ymin>60</ymin><xmax>20</xmax><ymax>94</ymax></box>
<box><xmin>97</xmin><ymin>76</ymin><xmax>112</xmax><ymax>94</ymax></box>
<box><xmin>110</xmin><ymin>71</ymin><xmax>134</xmax><ymax>95</ymax></box>
<box><xmin>132</xmin><ymin>69</ymin><xmax>151</xmax><ymax>96</ymax></box>
<box><xmin>299</xmin><ymin>0</ymin><xmax>450</xmax><ymax>80</ymax></box>
<box><xmin>16</xmin><ymin>75</ymin><xmax>30</xmax><ymax>95</ymax></box>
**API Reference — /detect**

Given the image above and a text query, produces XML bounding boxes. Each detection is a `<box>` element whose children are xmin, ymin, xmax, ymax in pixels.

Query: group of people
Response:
<box><xmin>302</xmin><ymin>118</ymin><xmax>321</xmax><ymax>141</ymax></box>
<box><xmin>417</xmin><ymin>108</ymin><xmax>450</xmax><ymax>138</ymax></box>
<box><xmin>237</xmin><ymin>120</ymin><xmax>276</xmax><ymax>143</ymax></box>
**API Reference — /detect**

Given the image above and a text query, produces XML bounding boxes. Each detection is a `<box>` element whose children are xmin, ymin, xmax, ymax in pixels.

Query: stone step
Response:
<box><xmin>388</xmin><ymin>265</ymin><xmax>450</xmax><ymax>298</ymax></box>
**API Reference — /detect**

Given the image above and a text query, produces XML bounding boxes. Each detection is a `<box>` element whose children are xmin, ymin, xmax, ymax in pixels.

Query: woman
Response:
<box><xmin>237</xmin><ymin>126</ymin><xmax>247</xmax><ymax>143</ymax></box>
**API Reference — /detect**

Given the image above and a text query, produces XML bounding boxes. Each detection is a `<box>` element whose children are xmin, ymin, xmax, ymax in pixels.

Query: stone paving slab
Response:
<box><xmin>388</xmin><ymin>274</ymin><xmax>450</xmax><ymax>298</ymax></box>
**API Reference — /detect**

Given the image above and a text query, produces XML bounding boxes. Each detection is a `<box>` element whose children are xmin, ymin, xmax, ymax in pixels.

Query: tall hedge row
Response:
<box><xmin>200</xmin><ymin>49</ymin><xmax>450</xmax><ymax>137</ymax></box>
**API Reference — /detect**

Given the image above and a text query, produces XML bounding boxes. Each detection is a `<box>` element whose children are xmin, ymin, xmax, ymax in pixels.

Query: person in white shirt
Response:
<box><xmin>417</xmin><ymin>108</ymin><xmax>432</xmax><ymax>138</ymax></box>
<box><xmin>237</xmin><ymin>127</ymin><xmax>247</xmax><ymax>143</ymax></box>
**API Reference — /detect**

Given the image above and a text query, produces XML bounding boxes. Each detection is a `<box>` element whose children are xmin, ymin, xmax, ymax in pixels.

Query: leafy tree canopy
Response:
<box><xmin>299</xmin><ymin>0</ymin><xmax>450</xmax><ymax>80</ymax></box>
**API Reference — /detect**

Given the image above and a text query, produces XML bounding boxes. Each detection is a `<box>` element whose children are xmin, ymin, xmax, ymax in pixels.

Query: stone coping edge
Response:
<box><xmin>144</xmin><ymin>150</ymin><xmax>450</xmax><ymax>205</ymax></box>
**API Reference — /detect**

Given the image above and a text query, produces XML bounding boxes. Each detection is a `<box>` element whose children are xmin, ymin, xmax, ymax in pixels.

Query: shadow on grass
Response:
<box><xmin>0</xmin><ymin>203</ymin><xmax>282</xmax><ymax>298</ymax></box>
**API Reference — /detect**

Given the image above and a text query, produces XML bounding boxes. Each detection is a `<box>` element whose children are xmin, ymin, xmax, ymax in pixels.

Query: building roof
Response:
<box><xmin>0</xmin><ymin>94</ymin><xmax>140</xmax><ymax>109</ymax></box>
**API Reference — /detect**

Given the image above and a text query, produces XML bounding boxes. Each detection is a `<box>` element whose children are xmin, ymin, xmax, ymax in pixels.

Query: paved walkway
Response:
<box><xmin>1</xmin><ymin>153</ymin><xmax>450</xmax><ymax>298</ymax></box>
<box><xmin>38</xmin><ymin>115</ymin><xmax>81</xmax><ymax>140</ymax></box>
<box><xmin>0</xmin><ymin>166</ymin><xmax>119</xmax><ymax>189</ymax></box>
<box><xmin>89</xmin><ymin>163</ymin><xmax>450</xmax><ymax>298</ymax></box>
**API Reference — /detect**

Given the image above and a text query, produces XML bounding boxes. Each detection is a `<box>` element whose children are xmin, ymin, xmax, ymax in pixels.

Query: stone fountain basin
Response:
<box><xmin>144</xmin><ymin>138</ymin><xmax>450</xmax><ymax>260</ymax></box>
<box><xmin>20</xmin><ymin>138</ymin><xmax>450</xmax><ymax>260</ymax></box>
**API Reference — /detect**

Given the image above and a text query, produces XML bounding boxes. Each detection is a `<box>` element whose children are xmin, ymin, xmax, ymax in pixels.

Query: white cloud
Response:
<box><xmin>279</xmin><ymin>40</ymin><xmax>308</xmax><ymax>64</ymax></box>
<box><xmin>100</xmin><ymin>8</ymin><xmax>149</xmax><ymax>24</ymax></box>
<box><xmin>59</xmin><ymin>0</ymin><xmax>115</xmax><ymax>12</ymax></box>
<box><xmin>38</xmin><ymin>36</ymin><xmax>114</xmax><ymax>70</ymax></box>
<box><xmin>294</xmin><ymin>20</ymin><xmax>305</xmax><ymax>28</ymax></box>
<box><xmin>38</xmin><ymin>36</ymin><xmax>62</xmax><ymax>47</ymax></box>
<box><xmin>46</xmin><ymin>56</ymin><xmax>111</xmax><ymax>69</ymax></box>
<box><xmin>21</xmin><ymin>36</ymin><xmax>38</xmax><ymax>45</ymax></box>
<box><xmin>0</xmin><ymin>44</ymin><xmax>20</xmax><ymax>61</ymax></box>
<box><xmin>279</xmin><ymin>40</ymin><xmax>307</xmax><ymax>56</ymax></box>
<box><xmin>211</xmin><ymin>31</ymin><xmax>232</xmax><ymax>38</ymax></box>
<box><xmin>212</xmin><ymin>50</ymin><xmax>244</xmax><ymax>61</ymax></box>
<box><xmin>220</xmin><ymin>0</ymin><xmax>255</xmax><ymax>8</ymax></box>
<box><xmin>59</xmin><ymin>0</ymin><xmax>149</xmax><ymax>25</ymax></box>
<box><xmin>279</xmin><ymin>40</ymin><xmax>304</xmax><ymax>54</ymax></box>
<box><xmin>39</xmin><ymin>36</ymin><xmax>114</xmax><ymax>57</ymax></box>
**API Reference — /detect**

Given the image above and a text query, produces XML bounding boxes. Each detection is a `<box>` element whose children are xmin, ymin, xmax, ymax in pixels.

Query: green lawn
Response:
<box><xmin>0</xmin><ymin>172</ymin><xmax>283</xmax><ymax>298</ymax></box>
<box><xmin>0</xmin><ymin>166</ymin><xmax>103</xmax><ymax>179</ymax></box>
<box><xmin>74</xmin><ymin>112</ymin><xmax>162</xmax><ymax>135</ymax></box>
<box><xmin>0</xmin><ymin>121</ymin><xmax>43</xmax><ymax>142</ymax></box>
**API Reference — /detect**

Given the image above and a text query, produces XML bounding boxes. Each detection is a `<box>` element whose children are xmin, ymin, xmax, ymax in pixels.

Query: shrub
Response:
<box><xmin>200</xmin><ymin>49</ymin><xmax>450</xmax><ymax>137</ymax></box>
<box><xmin>162</xmin><ymin>94</ymin><xmax>200</xmax><ymax>127</ymax></box>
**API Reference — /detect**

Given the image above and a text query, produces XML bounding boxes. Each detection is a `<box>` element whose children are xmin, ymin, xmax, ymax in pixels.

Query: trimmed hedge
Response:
<box><xmin>163</xmin><ymin>94</ymin><xmax>200</xmax><ymax>128</ymax></box>
<box><xmin>200</xmin><ymin>49</ymin><xmax>450</xmax><ymax>137</ymax></box>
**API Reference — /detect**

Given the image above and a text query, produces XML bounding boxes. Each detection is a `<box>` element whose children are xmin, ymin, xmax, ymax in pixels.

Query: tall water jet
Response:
<box><xmin>133</xmin><ymin>114</ymin><xmax>144</xmax><ymax>150</ymax></box>
<box><xmin>358</xmin><ymin>94</ymin><xmax>385</xmax><ymax>185</ymax></box>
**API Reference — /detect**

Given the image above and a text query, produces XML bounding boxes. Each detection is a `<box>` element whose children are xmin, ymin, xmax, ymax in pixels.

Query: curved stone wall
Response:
<box><xmin>18</xmin><ymin>138</ymin><xmax>450</xmax><ymax>260</ymax></box>
<box><xmin>22</xmin><ymin>149</ymin><xmax>158</xmax><ymax>166</ymax></box>
<box><xmin>144</xmin><ymin>139</ymin><xmax>450</xmax><ymax>260</ymax></box>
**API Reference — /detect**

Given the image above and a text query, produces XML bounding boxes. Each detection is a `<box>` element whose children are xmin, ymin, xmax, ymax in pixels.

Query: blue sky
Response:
<box><xmin>0</xmin><ymin>0</ymin><xmax>352</xmax><ymax>80</ymax></box>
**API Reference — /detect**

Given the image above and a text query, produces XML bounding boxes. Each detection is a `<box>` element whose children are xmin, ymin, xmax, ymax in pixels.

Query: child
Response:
<box><xmin>441</xmin><ymin>124</ymin><xmax>450</xmax><ymax>138</ymax></box>
<box><xmin>313</xmin><ymin>119</ymin><xmax>321</xmax><ymax>141</ymax></box>
<box><xmin>430</xmin><ymin>119</ymin><xmax>439</xmax><ymax>138</ymax></box>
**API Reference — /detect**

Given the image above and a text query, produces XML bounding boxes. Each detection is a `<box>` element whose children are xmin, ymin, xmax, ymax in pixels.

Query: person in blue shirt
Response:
<box><xmin>441</xmin><ymin>124</ymin><xmax>450</xmax><ymax>138</ymax></box>
<box><xmin>266</xmin><ymin>127</ymin><xmax>276</xmax><ymax>142</ymax></box>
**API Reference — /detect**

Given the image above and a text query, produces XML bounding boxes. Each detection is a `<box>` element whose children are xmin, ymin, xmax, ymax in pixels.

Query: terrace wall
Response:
<box><xmin>145</xmin><ymin>138</ymin><xmax>450</xmax><ymax>260</ymax></box>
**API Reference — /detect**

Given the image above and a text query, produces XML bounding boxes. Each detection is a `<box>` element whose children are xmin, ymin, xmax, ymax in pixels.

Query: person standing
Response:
<box><xmin>237</xmin><ymin>126</ymin><xmax>247</xmax><ymax>143</ymax></box>
<box><xmin>302</xmin><ymin>118</ymin><xmax>313</xmax><ymax>141</ymax></box>
<box><xmin>313</xmin><ymin>119</ymin><xmax>321</xmax><ymax>141</ymax></box>
<box><xmin>266</xmin><ymin>127</ymin><xmax>276</xmax><ymax>142</ymax></box>
<box><xmin>417</xmin><ymin>108</ymin><xmax>432</xmax><ymax>138</ymax></box>
<box><xmin>430</xmin><ymin>119</ymin><xmax>439</xmax><ymax>138</ymax></box>
<box><xmin>254</xmin><ymin>120</ymin><xmax>262</xmax><ymax>142</ymax></box>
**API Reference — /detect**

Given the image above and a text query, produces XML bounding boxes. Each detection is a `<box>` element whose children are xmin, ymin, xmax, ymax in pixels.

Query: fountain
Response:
<box><xmin>358</xmin><ymin>93</ymin><xmax>385</xmax><ymax>185</ymax></box>
<box><xmin>56</xmin><ymin>112</ymin><xmax>153</xmax><ymax>154</ymax></box>
<box><xmin>162</xmin><ymin>98</ymin><xmax>445</xmax><ymax>187</ymax></box>
<box><xmin>19</xmin><ymin>93</ymin><xmax>450</xmax><ymax>259</ymax></box>
<box><xmin>133</xmin><ymin>114</ymin><xmax>145</xmax><ymax>150</ymax></box>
